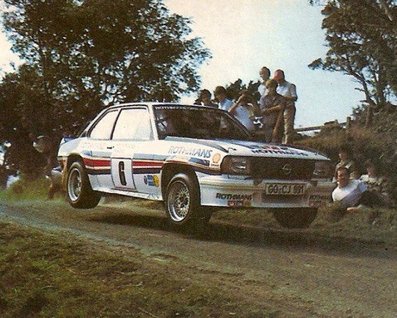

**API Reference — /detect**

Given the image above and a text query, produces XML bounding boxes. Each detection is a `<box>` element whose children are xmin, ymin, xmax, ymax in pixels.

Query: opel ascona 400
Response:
<box><xmin>58</xmin><ymin>103</ymin><xmax>335</xmax><ymax>228</ymax></box>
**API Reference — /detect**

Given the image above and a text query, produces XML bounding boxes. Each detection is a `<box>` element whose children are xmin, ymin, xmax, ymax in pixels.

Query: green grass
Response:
<box><xmin>0</xmin><ymin>177</ymin><xmax>50</xmax><ymax>201</ymax></box>
<box><xmin>0</xmin><ymin>221</ymin><xmax>278</xmax><ymax>318</ymax></box>
<box><xmin>311</xmin><ymin>204</ymin><xmax>397</xmax><ymax>245</ymax></box>
<box><xmin>1</xmin><ymin>196</ymin><xmax>397</xmax><ymax>317</ymax></box>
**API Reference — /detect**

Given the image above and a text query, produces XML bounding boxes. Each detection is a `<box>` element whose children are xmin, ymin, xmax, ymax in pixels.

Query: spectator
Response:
<box><xmin>333</xmin><ymin>166</ymin><xmax>387</xmax><ymax>212</ymax></box>
<box><xmin>32</xmin><ymin>134</ymin><xmax>62</xmax><ymax>199</ymax></box>
<box><xmin>332</xmin><ymin>166</ymin><xmax>367</xmax><ymax>212</ymax></box>
<box><xmin>334</xmin><ymin>145</ymin><xmax>359</xmax><ymax>180</ymax></box>
<box><xmin>258</xmin><ymin>66</ymin><xmax>271</xmax><ymax>97</ymax></box>
<box><xmin>359</xmin><ymin>159</ymin><xmax>392</xmax><ymax>207</ymax></box>
<box><xmin>195</xmin><ymin>89</ymin><xmax>218</xmax><ymax>108</ymax></box>
<box><xmin>273</xmin><ymin>69</ymin><xmax>297</xmax><ymax>144</ymax></box>
<box><xmin>258</xmin><ymin>79</ymin><xmax>286</xmax><ymax>143</ymax></box>
<box><xmin>228</xmin><ymin>90</ymin><xmax>257</xmax><ymax>132</ymax></box>
<box><xmin>214</xmin><ymin>86</ymin><xmax>233</xmax><ymax>111</ymax></box>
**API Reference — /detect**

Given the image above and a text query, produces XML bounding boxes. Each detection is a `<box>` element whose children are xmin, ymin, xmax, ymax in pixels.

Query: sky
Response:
<box><xmin>0</xmin><ymin>0</ymin><xmax>363</xmax><ymax>128</ymax></box>
<box><xmin>165</xmin><ymin>0</ymin><xmax>363</xmax><ymax>127</ymax></box>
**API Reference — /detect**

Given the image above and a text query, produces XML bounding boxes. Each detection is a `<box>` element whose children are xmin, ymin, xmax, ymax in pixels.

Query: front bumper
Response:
<box><xmin>199</xmin><ymin>175</ymin><xmax>335</xmax><ymax>209</ymax></box>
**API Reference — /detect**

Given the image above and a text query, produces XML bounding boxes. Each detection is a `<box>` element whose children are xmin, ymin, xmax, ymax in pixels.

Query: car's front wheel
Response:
<box><xmin>273</xmin><ymin>208</ymin><xmax>318</xmax><ymax>229</ymax></box>
<box><xmin>67</xmin><ymin>161</ymin><xmax>100</xmax><ymax>209</ymax></box>
<box><xmin>165</xmin><ymin>173</ymin><xmax>211</xmax><ymax>228</ymax></box>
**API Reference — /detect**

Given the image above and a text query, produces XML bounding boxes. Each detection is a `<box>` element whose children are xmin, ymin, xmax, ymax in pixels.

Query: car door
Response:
<box><xmin>110</xmin><ymin>107</ymin><xmax>154</xmax><ymax>192</ymax></box>
<box><xmin>86</xmin><ymin>109</ymin><xmax>119</xmax><ymax>190</ymax></box>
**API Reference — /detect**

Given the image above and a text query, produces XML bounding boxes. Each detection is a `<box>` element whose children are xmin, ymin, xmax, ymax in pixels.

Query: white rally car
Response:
<box><xmin>58</xmin><ymin>103</ymin><xmax>334</xmax><ymax>228</ymax></box>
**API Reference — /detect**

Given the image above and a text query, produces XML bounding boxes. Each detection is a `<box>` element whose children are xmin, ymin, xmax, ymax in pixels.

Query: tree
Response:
<box><xmin>0</xmin><ymin>65</ymin><xmax>48</xmax><ymax>175</ymax></box>
<box><xmin>0</xmin><ymin>0</ymin><xmax>210</xmax><ymax>173</ymax></box>
<box><xmin>309</xmin><ymin>0</ymin><xmax>397</xmax><ymax>110</ymax></box>
<box><xmin>225</xmin><ymin>79</ymin><xmax>261</xmax><ymax>101</ymax></box>
<box><xmin>1</xmin><ymin>0</ymin><xmax>210</xmax><ymax>131</ymax></box>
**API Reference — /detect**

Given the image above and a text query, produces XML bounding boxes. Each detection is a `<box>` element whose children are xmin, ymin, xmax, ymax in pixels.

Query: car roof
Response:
<box><xmin>106</xmin><ymin>102</ymin><xmax>219</xmax><ymax>111</ymax></box>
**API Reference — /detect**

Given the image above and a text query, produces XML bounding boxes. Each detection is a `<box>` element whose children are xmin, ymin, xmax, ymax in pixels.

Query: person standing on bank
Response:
<box><xmin>258</xmin><ymin>79</ymin><xmax>286</xmax><ymax>143</ymax></box>
<box><xmin>195</xmin><ymin>89</ymin><xmax>218</xmax><ymax>108</ymax></box>
<box><xmin>228</xmin><ymin>90</ymin><xmax>257</xmax><ymax>132</ymax></box>
<box><xmin>214</xmin><ymin>86</ymin><xmax>234</xmax><ymax>111</ymax></box>
<box><xmin>273</xmin><ymin>69</ymin><xmax>297</xmax><ymax>144</ymax></box>
<box><xmin>258</xmin><ymin>66</ymin><xmax>271</xmax><ymax>97</ymax></box>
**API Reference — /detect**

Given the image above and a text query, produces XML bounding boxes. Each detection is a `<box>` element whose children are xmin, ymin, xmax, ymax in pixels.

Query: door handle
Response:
<box><xmin>107</xmin><ymin>146</ymin><xmax>114</xmax><ymax>149</ymax></box>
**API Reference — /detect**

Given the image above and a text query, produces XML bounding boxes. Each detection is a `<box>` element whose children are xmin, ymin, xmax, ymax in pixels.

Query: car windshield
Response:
<box><xmin>154</xmin><ymin>105</ymin><xmax>251</xmax><ymax>140</ymax></box>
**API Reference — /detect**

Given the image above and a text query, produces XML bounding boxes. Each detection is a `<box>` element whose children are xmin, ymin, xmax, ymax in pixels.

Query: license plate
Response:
<box><xmin>264</xmin><ymin>183</ymin><xmax>305</xmax><ymax>196</ymax></box>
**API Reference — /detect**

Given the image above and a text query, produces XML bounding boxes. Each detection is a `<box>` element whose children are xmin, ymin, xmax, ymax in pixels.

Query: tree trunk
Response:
<box><xmin>365</xmin><ymin>106</ymin><xmax>373</xmax><ymax>128</ymax></box>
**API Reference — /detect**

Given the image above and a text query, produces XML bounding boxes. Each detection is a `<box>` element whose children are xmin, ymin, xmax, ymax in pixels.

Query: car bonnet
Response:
<box><xmin>165</xmin><ymin>137</ymin><xmax>329</xmax><ymax>161</ymax></box>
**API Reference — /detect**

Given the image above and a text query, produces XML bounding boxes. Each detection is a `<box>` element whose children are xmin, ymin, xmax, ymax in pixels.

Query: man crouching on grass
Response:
<box><xmin>332</xmin><ymin>166</ymin><xmax>377</xmax><ymax>212</ymax></box>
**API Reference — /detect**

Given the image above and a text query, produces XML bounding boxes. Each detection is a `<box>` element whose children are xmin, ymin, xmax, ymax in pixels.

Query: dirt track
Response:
<box><xmin>1</xmin><ymin>200</ymin><xmax>397</xmax><ymax>317</ymax></box>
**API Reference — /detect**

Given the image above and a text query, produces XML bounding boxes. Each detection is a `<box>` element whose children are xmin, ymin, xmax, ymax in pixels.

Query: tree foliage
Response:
<box><xmin>309</xmin><ymin>0</ymin><xmax>397</xmax><ymax>108</ymax></box>
<box><xmin>0</xmin><ymin>0</ymin><xmax>210</xmax><ymax>173</ymax></box>
<box><xmin>225</xmin><ymin>79</ymin><xmax>261</xmax><ymax>101</ymax></box>
<box><xmin>0</xmin><ymin>64</ymin><xmax>61</xmax><ymax>175</ymax></box>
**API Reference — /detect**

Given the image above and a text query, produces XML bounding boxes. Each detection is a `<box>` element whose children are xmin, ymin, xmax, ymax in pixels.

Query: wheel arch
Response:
<box><xmin>66</xmin><ymin>154</ymin><xmax>84</xmax><ymax>170</ymax></box>
<box><xmin>62</xmin><ymin>154</ymin><xmax>84</xmax><ymax>191</ymax></box>
<box><xmin>161</xmin><ymin>163</ymin><xmax>200</xmax><ymax>201</ymax></box>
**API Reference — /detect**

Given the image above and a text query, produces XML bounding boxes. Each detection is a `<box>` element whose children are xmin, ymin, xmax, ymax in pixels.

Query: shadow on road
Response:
<box><xmin>88</xmin><ymin>211</ymin><xmax>396</xmax><ymax>260</ymax></box>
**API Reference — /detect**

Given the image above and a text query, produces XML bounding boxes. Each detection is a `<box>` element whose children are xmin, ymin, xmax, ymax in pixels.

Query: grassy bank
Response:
<box><xmin>0</xmin><ymin>221</ymin><xmax>278</xmax><ymax>318</ymax></box>
<box><xmin>0</xmin><ymin>177</ymin><xmax>50</xmax><ymax>201</ymax></box>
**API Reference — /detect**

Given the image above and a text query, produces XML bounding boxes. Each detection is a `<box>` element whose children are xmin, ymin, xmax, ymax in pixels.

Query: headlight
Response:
<box><xmin>221</xmin><ymin>156</ymin><xmax>252</xmax><ymax>175</ymax></box>
<box><xmin>312</xmin><ymin>160</ymin><xmax>334</xmax><ymax>179</ymax></box>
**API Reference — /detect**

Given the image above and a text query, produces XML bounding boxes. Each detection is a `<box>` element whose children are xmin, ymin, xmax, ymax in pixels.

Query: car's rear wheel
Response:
<box><xmin>67</xmin><ymin>161</ymin><xmax>100</xmax><ymax>209</ymax></box>
<box><xmin>165</xmin><ymin>173</ymin><xmax>211</xmax><ymax>228</ymax></box>
<box><xmin>273</xmin><ymin>208</ymin><xmax>318</xmax><ymax>229</ymax></box>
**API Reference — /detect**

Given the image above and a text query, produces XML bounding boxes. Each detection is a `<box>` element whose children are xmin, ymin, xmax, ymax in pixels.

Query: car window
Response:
<box><xmin>112</xmin><ymin>108</ymin><xmax>153</xmax><ymax>141</ymax></box>
<box><xmin>89</xmin><ymin>110</ymin><xmax>118</xmax><ymax>140</ymax></box>
<box><xmin>154</xmin><ymin>106</ymin><xmax>250</xmax><ymax>140</ymax></box>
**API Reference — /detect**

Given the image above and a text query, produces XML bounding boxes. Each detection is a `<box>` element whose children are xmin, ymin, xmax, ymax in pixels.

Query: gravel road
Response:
<box><xmin>1</xmin><ymin>200</ymin><xmax>396</xmax><ymax>317</ymax></box>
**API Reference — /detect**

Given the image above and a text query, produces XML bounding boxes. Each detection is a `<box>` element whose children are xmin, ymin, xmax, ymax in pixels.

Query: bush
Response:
<box><xmin>0</xmin><ymin>177</ymin><xmax>50</xmax><ymax>200</ymax></box>
<box><xmin>297</xmin><ymin>117</ymin><xmax>397</xmax><ymax>203</ymax></box>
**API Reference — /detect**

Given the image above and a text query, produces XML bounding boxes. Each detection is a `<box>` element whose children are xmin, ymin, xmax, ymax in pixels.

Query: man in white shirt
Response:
<box><xmin>258</xmin><ymin>66</ymin><xmax>270</xmax><ymax>97</ymax></box>
<box><xmin>214</xmin><ymin>86</ymin><xmax>233</xmax><ymax>111</ymax></box>
<box><xmin>332</xmin><ymin>166</ymin><xmax>368</xmax><ymax>211</ymax></box>
<box><xmin>273</xmin><ymin>69</ymin><xmax>297</xmax><ymax>144</ymax></box>
<box><xmin>228</xmin><ymin>91</ymin><xmax>256</xmax><ymax>132</ymax></box>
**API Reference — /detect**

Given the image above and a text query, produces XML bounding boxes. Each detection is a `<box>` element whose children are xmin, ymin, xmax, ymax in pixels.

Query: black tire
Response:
<box><xmin>67</xmin><ymin>161</ymin><xmax>100</xmax><ymax>209</ymax></box>
<box><xmin>165</xmin><ymin>173</ymin><xmax>211</xmax><ymax>228</ymax></box>
<box><xmin>273</xmin><ymin>208</ymin><xmax>318</xmax><ymax>229</ymax></box>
